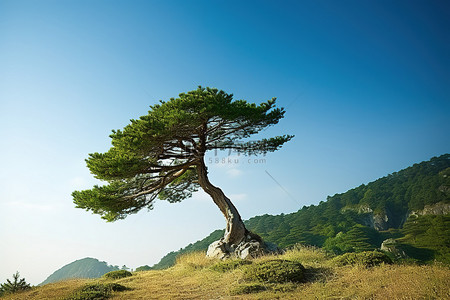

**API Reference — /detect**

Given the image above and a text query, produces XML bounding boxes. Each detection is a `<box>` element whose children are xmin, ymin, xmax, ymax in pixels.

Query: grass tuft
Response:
<box><xmin>210</xmin><ymin>259</ymin><xmax>253</xmax><ymax>272</ymax></box>
<box><xmin>283</xmin><ymin>244</ymin><xmax>332</xmax><ymax>267</ymax></box>
<box><xmin>174</xmin><ymin>251</ymin><xmax>216</xmax><ymax>270</ymax></box>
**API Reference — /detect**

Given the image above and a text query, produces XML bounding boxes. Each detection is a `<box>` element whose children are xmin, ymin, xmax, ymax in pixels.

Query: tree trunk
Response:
<box><xmin>196</xmin><ymin>158</ymin><xmax>247</xmax><ymax>246</ymax></box>
<box><xmin>196</xmin><ymin>157</ymin><xmax>276</xmax><ymax>259</ymax></box>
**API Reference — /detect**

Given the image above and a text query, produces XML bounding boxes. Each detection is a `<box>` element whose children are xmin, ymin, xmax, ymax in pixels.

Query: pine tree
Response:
<box><xmin>72</xmin><ymin>87</ymin><xmax>293</xmax><ymax>258</ymax></box>
<box><xmin>0</xmin><ymin>272</ymin><xmax>31</xmax><ymax>296</ymax></box>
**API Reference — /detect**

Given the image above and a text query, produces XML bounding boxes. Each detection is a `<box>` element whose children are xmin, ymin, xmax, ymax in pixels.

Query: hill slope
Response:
<box><xmin>4</xmin><ymin>248</ymin><xmax>450</xmax><ymax>299</ymax></box>
<box><xmin>40</xmin><ymin>258</ymin><xmax>119</xmax><ymax>285</ymax></box>
<box><xmin>152</xmin><ymin>154</ymin><xmax>450</xmax><ymax>269</ymax></box>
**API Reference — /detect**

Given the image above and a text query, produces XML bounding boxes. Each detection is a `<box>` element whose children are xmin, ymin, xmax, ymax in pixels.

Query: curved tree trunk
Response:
<box><xmin>196</xmin><ymin>158</ymin><xmax>247</xmax><ymax>246</ymax></box>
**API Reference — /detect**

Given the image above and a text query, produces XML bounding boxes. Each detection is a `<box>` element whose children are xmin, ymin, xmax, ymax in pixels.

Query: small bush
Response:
<box><xmin>230</xmin><ymin>283</ymin><xmax>267</xmax><ymax>295</ymax></box>
<box><xmin>66</xmin><ymin>283</ymin><xmax>128</xmax><ymax>300</ymax></box>
<box><xmin>102</xmin><ymin>270</ymin><xmax>133</xmax><ymax>280</ymax></box>
<box><xmin>210</xmin><ymin>259</ymin><xmax>253</xmax><ymax>272</ymax></box>
<box><xmin>333</xmin><ymin>251</ymin><xmax>393</xmax><ymax>267</ymax></box>
<box><xmin>135</xmin><ymin>265</ymin><xmax>152</xmax><ymax>272</ymax></box>
<box><xmin>243</xmin><ymin>259</ymin><xmax>305</xmax><ymax>283</ymax></box>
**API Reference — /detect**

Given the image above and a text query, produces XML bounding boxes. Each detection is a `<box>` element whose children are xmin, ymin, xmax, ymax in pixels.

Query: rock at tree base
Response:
<box><xmin>206</xmin><ymin>233</ymin><xmax>280</xmax><ymax>260</ymax></box>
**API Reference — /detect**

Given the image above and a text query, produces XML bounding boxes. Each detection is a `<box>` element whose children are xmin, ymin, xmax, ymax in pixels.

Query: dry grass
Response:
<box><xmin>3</xmin><ymin>248</ymin><xmax>449</xmax><ymax>299</ymax></box>
<box><xmin>282</xmin><ymin>245</ymin><xmax>332</xmax><ymax>267</ymax></box>
<box><xmin>299</xmin><ymin>264</ymin><xmax>450</xmax><ymax>300</ymax></box>
<box><xmin>1</xmin><ymin>279</ymin><xmax>88</xmax><ymax>300</ymax></box>
<box><xmin>110</xmin><ymin>248</ymin><xmax>450</xmax><ymax>300</ymax></box>
<box><xmin>174</xmin><ymin>251</ymin><xmax>216</xmax><ymax>271</ymax></box>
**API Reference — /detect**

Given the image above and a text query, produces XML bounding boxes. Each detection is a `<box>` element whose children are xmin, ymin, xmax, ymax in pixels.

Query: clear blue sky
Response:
<box><xmin>0</xmin><ymin>0</ymin><xmax>449</xmax><ymax>285</ymax></box>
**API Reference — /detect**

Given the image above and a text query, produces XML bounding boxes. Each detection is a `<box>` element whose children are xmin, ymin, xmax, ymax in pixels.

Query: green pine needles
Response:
<box><xmin>72</xmin><ymin>87</ymin><xmax>293</xmax><ymax>222</ymax></box>
<box><xmin>0</xmin><ymin>272</ymin><xmax>31</xmax><ymax>296</ymax></box>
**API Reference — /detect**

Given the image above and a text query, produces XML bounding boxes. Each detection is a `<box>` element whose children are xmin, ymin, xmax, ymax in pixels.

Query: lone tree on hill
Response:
<box><xmin>72</xmin><ymin>87</ymin><xmax>293</xmax><ymax>259</ymax></box>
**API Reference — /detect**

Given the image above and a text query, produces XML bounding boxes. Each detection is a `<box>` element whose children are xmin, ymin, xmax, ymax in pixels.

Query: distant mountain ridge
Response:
<box><xmin>40</xmin><ymin>257</ymin><xmax>119</xmax><ymax>285</ymax></box>
<box><xmin>151</xmin><ymin>154</ymin><xmax>450</xmax><ymax>269</ymax></box>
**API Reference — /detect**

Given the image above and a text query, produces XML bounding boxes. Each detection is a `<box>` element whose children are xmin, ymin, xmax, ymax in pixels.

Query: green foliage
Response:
<box><xmin>40</xmin><ymin>257</ymin><xmax>120</xmax><ymax>285</ymax></box>
<box><xmin>210</xmin><ymin>259</ymin><xmax>253</xmax><ymax>272</ymax></box>
<box><xmin>399</xmin><ymin>215</ymin><xmax>450</xmax><ymax>263</ymax></box>
<box><xmin>66</xmin><ymin>282</ymin><xmax>128</xmax><ymax>300</ymax></box>
<box><xmin>243</xmin><ymin>260</ymin><xmax>305</xmax><ymax>283</ymax></box>
<box><xmin>135</xmin><ymin>265</ymin><xmax>152</xmax><ymax>272</ymax></box>
<box><xmin>102</xmin><ymin>270</ymin><xmax>132</xmax><ymax>280</ymax></box>
<box><xmin>0</xmin><ymin>272</ymin><xmax>31</xmax><ymax>296</ymax></box>
<box><xmin>332</xmin><ymin>251</ymin><xmax>393</xmax><ymax>267</ymax></box>
<box><xmin>73</xmin><ymin>86</ymin><xmax>292</xmax><ymax>221</ymax></box>
<box><xmin>323</xmin><ymin>225</ymin><xmax>379</xmax><ymax>254</ymax></box>
<box><xmin>230</xmin><ymin>283</ymin><xmax>267</xmax><ymax>295</ymax></box>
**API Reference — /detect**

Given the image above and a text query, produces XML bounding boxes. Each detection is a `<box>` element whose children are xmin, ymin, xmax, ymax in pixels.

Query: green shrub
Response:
<box><xmin>210</xmin><ymin>259</ymin><xmax>253</xmax><ymax>272</ymax></box>
<box><xmin>66</xmin><ymin>283</ymin><xmax>128</xmax><ymax>300</ymax></box>
<box><xmin>135</xmin><ymin>265</ymin><xmax>152</xmax><ymax>272</ymax></box>
<box><xmin>0</xmin><ymin>271</ymin><xmax>32</xmax><ymax>296</ymax></box>
<box><xmin>230</xmin><ymin>283</ymin><xmax>267</xmax><ymax>295</ymax></box>
<box><xmin>333</xmin><ymin>251</ymin><xmax>393</xmax><ymax>267</ymax></box>
<box><xmin>243</xmin><ymin>259</ymin><xmax>305</xmax><ymax>283</ymax></box>
<box><xmin>102</xmin><ymin>270</ymin><xmax>132</xmax><ymax>279</ymax></box>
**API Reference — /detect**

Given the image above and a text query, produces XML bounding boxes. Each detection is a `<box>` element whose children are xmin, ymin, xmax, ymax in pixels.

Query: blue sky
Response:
<box><xmin>0</xmin><ymin>0</ymin><xmax>449</xmax><ymax>284</ymax></box>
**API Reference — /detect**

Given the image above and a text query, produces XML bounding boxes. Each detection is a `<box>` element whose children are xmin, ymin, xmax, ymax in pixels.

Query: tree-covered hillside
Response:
<box><xmin>151</xmin><ymin>154</ymin><xmax>450</xmax><ymax>269</ymax></box>
<box><xmin>40</xmin><ymin>258</ymin><xmax>119</xmax><ymax>285</ymax></box>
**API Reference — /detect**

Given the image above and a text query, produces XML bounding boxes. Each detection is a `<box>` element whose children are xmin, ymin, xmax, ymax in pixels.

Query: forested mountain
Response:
<box><xmin>40</xmin><ymin>258</ymin><xmax>119</xmax><ymax>285</ymax></box>
<box><xmin>152</xmin><ymin>154</ymin><xmax>450</xmax><ymax>269</ymax></box>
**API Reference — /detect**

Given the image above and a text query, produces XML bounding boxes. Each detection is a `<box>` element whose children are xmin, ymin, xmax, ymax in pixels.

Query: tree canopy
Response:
<box><xmin>73</xmin><ymin>87</ymin><xmax>293</xmax><ymax>222</ymax></box>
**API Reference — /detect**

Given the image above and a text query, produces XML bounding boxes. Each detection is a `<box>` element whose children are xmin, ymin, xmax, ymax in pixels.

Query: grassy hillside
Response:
<box><xmin>3</xmin><ymin>247</ymin><xmax>449</xmax><ymax>299</ymax></box>
<box><xmin>152</xmin><ymin>154</ymin><xmax>450</xmax><ymax>269</ymax></box>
